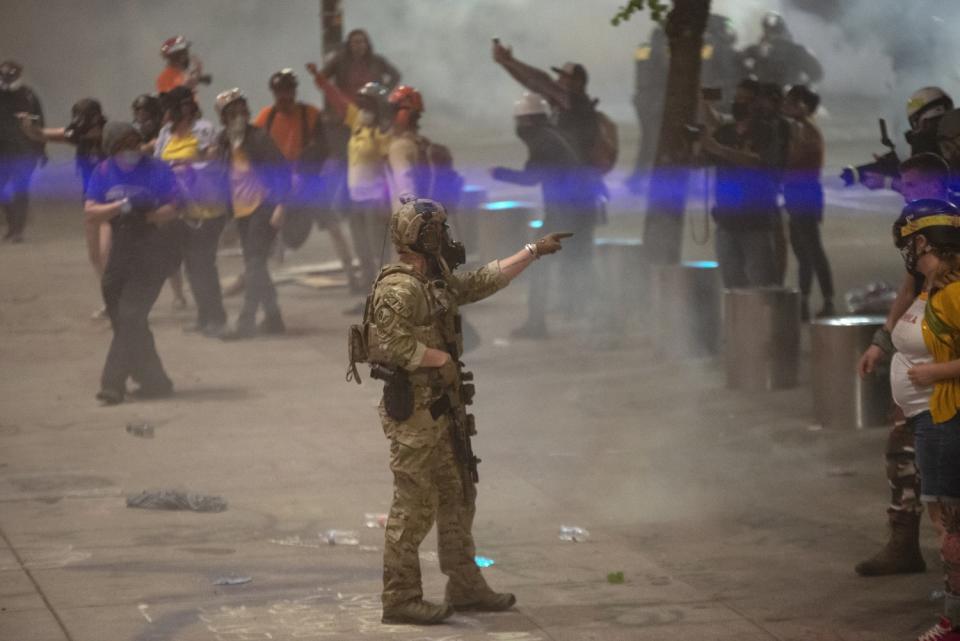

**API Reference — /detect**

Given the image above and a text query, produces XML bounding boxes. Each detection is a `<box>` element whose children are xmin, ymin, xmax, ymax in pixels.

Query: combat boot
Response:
<box><xmin>381</xmin><ymin>599</ymin><xmax>453</xmax><ymax>625</ymax></box>
<box><xmin>446</xmin><ymin>585</ymin><xmax>517</xmax><ymax>612</ymax></box>
<box><xmin>855</xmin><ymin>512</ymin><xmax>926</xmax><ymax>576</ymax></box>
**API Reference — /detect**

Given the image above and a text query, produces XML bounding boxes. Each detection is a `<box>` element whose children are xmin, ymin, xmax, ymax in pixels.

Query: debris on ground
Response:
<box><xmin>126</xmin><ymin>423</ymin><xmax>154</xmax><ymax>438</ymax></box>
<box><xmin>213</xmin><ymin>575</ymin><xmax>251</xmax><ymax>586</ymax></box>
<box><xmin>474</xmin><ymin>555</ymin><xmax>495</xmax><ymax>568</ymax></box>
<box><xmin>364</xmin><ymin>513</ymin><xmax>388</xmax><ymax>528</ymax></box>
<box><xmin>323</xmin><ymin>529</ymin><xmax>359</xmax><ymax>545</ymax></box>
<box><xmin>607</xmin><ymin>571</ymin><xmax>625</xmax><ymax>584</ymax></box>
<box><xmin>126</xmin><ymin>489</ymin><xmax>228</xmax><ymax>512</ymax></box>
<box><xmin>559</xmin><ymin>525</ymin><xmax>591</xmax><ymax>542</ymax></box>
<box><xmin>269</xmin><ymin>535</ymin><xmax>321</xmax><ymax>548</ymax></box>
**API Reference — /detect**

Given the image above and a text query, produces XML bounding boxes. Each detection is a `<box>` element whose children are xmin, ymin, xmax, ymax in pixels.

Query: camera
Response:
<box><xmin>840</xmin><ymin>118</ymin><xmax>900</xmax><ymax>187</ymax></box>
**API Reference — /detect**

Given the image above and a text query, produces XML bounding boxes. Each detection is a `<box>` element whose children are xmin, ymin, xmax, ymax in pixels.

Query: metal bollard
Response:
<box><xmin>477</xmin><ymin>200</ymin><xmax>534</xmax><ymax>258</ymax></box>
<box><xmin>724</xmin><ymin>288</ymin><xmax>800</xmax><ymax>390</ymax></box>
<box><xmin>594</xmin><ymin>238</ymin><xmax>646</xmax><ymax>333</ymax></box>
<box><xmin>653</xmin><ymin>261</ymin><xmax>722</xmax><ymax>357</ymax></box>
<box><xmin>811</xmin><ymin>316</ymin><xmax>891</xmax><ymax>429</ymax></box>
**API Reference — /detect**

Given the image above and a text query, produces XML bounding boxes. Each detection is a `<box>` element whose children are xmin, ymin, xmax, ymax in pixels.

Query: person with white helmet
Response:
<box><xmin>213</xmin><ymin>89</ymin><xmax>291</xmax><ymax>340</ymax></box>
<box><xmin>156</xmin><ymin>36</ymin><xmax>210</xmax><ymax>95</ymax></box>
<box><xmin>491</xmin><ymin>92</ymin><xmax>601</xmax><ymax>338</ymax></box>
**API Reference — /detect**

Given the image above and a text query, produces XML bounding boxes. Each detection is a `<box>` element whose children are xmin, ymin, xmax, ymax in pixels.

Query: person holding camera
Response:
<box><xmin>84</xmin><ymin>122</ymin><xmax>180</xmax><ymax>405</ymax></box>
<box><xmin>700</xmin><ymin>78</ymin><xmax>787</xmax><ymax>288</ymax></box>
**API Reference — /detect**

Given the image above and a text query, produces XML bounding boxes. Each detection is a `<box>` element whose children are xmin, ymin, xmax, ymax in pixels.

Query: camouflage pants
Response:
<box><xmin>943</xmin><ymin>502</ymin><xmax>960</xmax><ymax>600</ymax></box>
<box><xmin>886</xmin><ymin>412</ymin><xmax>922</xmax><ymax>518</ymax></box>
<box><xmin>382</xmin><ymin>428</ymin><xmax>489</xmax><ymax>608</ymax></box>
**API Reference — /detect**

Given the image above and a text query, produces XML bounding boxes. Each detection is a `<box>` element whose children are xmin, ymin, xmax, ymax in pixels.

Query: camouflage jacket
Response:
<box><xmin>371</xmin><ymin>260</ymin><xmax>508</xmax><ymax>446</ymax></box>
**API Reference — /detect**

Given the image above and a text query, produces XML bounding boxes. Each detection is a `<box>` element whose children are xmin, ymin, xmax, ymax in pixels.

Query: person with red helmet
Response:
<box><xmin>385</xmin><ymin>85</ymin><xmax>427</xmax><ymax>211</ymax></box>
<box><xmin>156</xmin><ymin>36</ymin><xmax>210</xmax><ymax>95</ymax></box>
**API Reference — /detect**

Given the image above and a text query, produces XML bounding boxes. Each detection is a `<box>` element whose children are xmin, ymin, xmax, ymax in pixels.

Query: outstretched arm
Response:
<box><xmin>492</xmin><ymin>40</ymin><xmax>569</xmax><ymax>109</ymax></box>
<box><xmin>306</xmin><ymin>63</ymin><xmax>352</xmax><ymax>119</ymax></box>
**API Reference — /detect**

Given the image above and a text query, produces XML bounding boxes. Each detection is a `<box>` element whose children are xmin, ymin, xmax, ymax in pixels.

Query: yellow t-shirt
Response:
<box><xmin>160</xmin><ymin>133</ymin><xmax>200</xmax><ymax>163</ymax></box>
<box><xmin>921</xmin><ymin>281</ymin><xmax>960</xmax><ymax>422</ymax></box>
<box><xmin>345</xmin><ymin>103</ymin><xmax>391</xmax><ymax>203</ymax></box>
<box><xmin>229</xmin><ymin>148</ymin><xmax>267</xmax><ymax>219</ymax></box>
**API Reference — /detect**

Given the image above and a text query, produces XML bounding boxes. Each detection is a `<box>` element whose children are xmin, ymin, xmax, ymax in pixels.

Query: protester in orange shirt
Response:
<box><xmin>156</xmin><ymin>36</ymin><xmax>210</xmax><ymax>94</ymax></box>
<box><xmin>253</xmin><ymin>69</ymin><xmax>358</xmax><ymax>291</ymax></box>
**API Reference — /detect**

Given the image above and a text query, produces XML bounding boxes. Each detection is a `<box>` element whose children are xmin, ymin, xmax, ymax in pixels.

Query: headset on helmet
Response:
<box><xmin>215</xmin><ymin>88</ymin><xmax>246</xmax><ymax>114</ymax></box>
<box><xmin>893</xmin><ymin>198</ymin><xmax>960</xmax><ymax>250</ymax></box>
<box><xmin>388</xmin><ymin>85</ymin><xmax>424</xmax><ymax>113</ymax></box>
<box><xmin>907</xmin><ymin>87</ymin><xmax>954</xmax><ymax>131</ymax></box>
<box><xmin>269</xmin><ymin>68</ymin><xmax>298</xmax><ymax>90</ymax></box>
<box><xmin>161</xmin><ymin>36</ymin><xmax>190</xmax><ymax>57</ymax></box>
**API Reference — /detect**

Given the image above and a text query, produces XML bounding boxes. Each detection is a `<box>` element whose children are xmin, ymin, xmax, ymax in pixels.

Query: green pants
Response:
<box><xmin>381</xmin><ymin>426</ymin><xmax>489</xmax><ymax>608</ymax></box>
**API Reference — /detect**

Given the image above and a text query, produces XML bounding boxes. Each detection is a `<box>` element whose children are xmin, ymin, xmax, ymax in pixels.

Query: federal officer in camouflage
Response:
<box><xmin>364</xmin><ymin>196</ymin><xmax>569</xmax><ymax>624</ymax></box>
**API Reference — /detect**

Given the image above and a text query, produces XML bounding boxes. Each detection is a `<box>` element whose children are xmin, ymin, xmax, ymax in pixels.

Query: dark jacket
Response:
<box><xmin>0</xmin><ymin>85</ymin><xmax>45</xmax><ymax>160</ymax></box>
<box><xmin>320</xmin><ymin>34</ymin><xmax>401</xmax><ymax>98</ymax></box>
<box><xmin>215</xmin><ymin>124</ymin><xmax>292</xmax><ymax>213</ymax></box>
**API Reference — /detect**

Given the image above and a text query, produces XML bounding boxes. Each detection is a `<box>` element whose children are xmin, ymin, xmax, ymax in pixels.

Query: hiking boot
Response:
<box><xmin>381</xmin><ymin>599</ymin><xmax>453</xmax><ymax>625</ymax></box>
<box><xmin>855</xmin><ymin>512</ymin><xmax>926</xmax><ymax>576</ymax></box>
<box><xmin>258</xmin><ymin>314</ymin><xmax>286</xmax><ymax>335</ymax></box>
<box><xmin>449</xmin><ymin>590</ymin><xmax>516</xmax><ymax>612</ymax></box>
<box><xmin>916</xmin><ymin>617</ymin><xmax>960</xmax><ymax>641</ymax></box>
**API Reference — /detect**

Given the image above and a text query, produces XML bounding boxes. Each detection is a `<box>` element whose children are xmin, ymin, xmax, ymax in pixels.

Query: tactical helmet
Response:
<box><xmin>215</xmin><ymin>88</ymin><xmax>246</xmax><ymax>115</ymax></box>
<box><xmin>893</xmin><ymin>198</ymin><xmax>960</xmax><ymax>251</ymax></box>
<box><xmin>356</xmin><ymin>81</ymin><xmax>388</xmax><ymax>112</ymax></box>
<box><xmin>907</xmin><ymin>87</ymin><xmax>954</xmax><ymax>131</ymax></box>
<box><xmin>391</xmin><ymin>196</ymin><xmax>446</xmax><ymax>252</ymax></box>
<box><xmin>269</xmin><ymin>68</ymin><xmax>298</xmax><ymax>91</ymax></box>
<box><xmin>161</xmin><ymin>36</ymin><xmax>190</xmax><ymax>57</ymax></box>
<box><xmin>388</xmin><ymin>85</ymin><xmax>425</xmax><ymax>114</ymax></box>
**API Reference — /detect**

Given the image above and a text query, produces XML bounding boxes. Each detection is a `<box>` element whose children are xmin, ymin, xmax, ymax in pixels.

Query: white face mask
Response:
<box><xmin>359</xmin><ymin>109</ymin><xmax>376</xmax><ymax>127</ymax></box>
<box><xmin>227</xmin><ymin>116</ymin><xmax>247</xmax><ymax>148</ymax></box>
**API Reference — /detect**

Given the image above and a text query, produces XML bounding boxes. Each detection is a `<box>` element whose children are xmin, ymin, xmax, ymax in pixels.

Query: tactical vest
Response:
<box><xmin>347</xmin><ymin>262</ymin><xmax>463</xmax><ymax>383</ymax></box>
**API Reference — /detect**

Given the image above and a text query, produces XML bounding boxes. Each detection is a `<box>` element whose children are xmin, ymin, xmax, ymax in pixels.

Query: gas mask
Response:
<box><xmin>65</xmin><ymin>111</ymin><xmax>103</xmax><ymax>144</ymax></box>
<box><xmin>227</xmin><ymin>116</ymin><xmax>247</xmax><ymax>148</ymax></box>
<box><xmin>411</xmin><ymin>201</ymin><xmax>465</xmax><ymax>273</ymax></box>
<box><xmin>906</xmin><ymin>123</ymin><xmax>941</xmax><ymax>156</ymax></box>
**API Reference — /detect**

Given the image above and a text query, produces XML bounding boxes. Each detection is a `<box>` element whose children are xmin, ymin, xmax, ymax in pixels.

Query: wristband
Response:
<box><xmin>871</xmin><ymin>327</ymin><xmax>894</xmax><ymax>355</ymax></box>
<box><xmin>524</xmin><ymin>243</ymin><xmax>539</xmax><ymax>259</ymax></box>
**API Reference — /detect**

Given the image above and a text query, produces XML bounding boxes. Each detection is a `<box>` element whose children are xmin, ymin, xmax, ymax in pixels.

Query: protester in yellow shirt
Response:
<box><xmin>308</xmin><ymin>63</ymin><xmax>391</xmax><ymax>290</ymax></box>
<box><xmin>155</xmin><ymin>86</ymin><xmax>228</xmax><ymax>336</ymax></box>
<box><xmin>890</xmin><ymin>198</ymin><xmax>960</xmax><ymax>638</ymax></box>
<box><xmin>213</xmin><ymin>89</ymin><xmax>290</xmax><ymax>340</ymax></box>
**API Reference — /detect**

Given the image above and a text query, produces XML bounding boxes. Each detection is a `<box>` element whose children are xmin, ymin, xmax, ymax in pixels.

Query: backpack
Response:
<box><xmin>589</xmin><ymin>110</ymin><xmax>619</xmax><ymax>175</ymax></box>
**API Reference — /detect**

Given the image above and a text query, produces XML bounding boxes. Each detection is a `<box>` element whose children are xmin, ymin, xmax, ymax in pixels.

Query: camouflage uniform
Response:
<box><xmin>372</xmin><ymin>259</ymin><xmax>508</xmax><ymax>608</ymax></box>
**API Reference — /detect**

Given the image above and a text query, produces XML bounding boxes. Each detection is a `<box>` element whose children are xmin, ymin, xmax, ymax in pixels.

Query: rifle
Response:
<box><xmin>430</xmin><ymin>313</ymin><xmax>481</xmax><ymax>500</ymax></box>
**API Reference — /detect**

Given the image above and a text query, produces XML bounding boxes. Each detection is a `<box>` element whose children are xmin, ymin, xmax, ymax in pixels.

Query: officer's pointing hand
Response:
<box><xmin>535</xmin><ymin>232</ymin><xmax>573</xmax><ymax>256</ymax></box>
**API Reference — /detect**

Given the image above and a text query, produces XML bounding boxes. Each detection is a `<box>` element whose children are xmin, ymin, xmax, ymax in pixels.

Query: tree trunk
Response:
<box><xmin>642</xmin><ymin>0</ymin><xmax>711</xmax><ymax>265</ymax></box>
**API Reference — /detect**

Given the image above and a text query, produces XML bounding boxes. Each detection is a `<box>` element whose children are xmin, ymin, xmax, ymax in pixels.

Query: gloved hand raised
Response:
<box><xmin>534</xmin><ymin>232</ymin><xmax>573</xmax><ymax>256</ymax></box>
